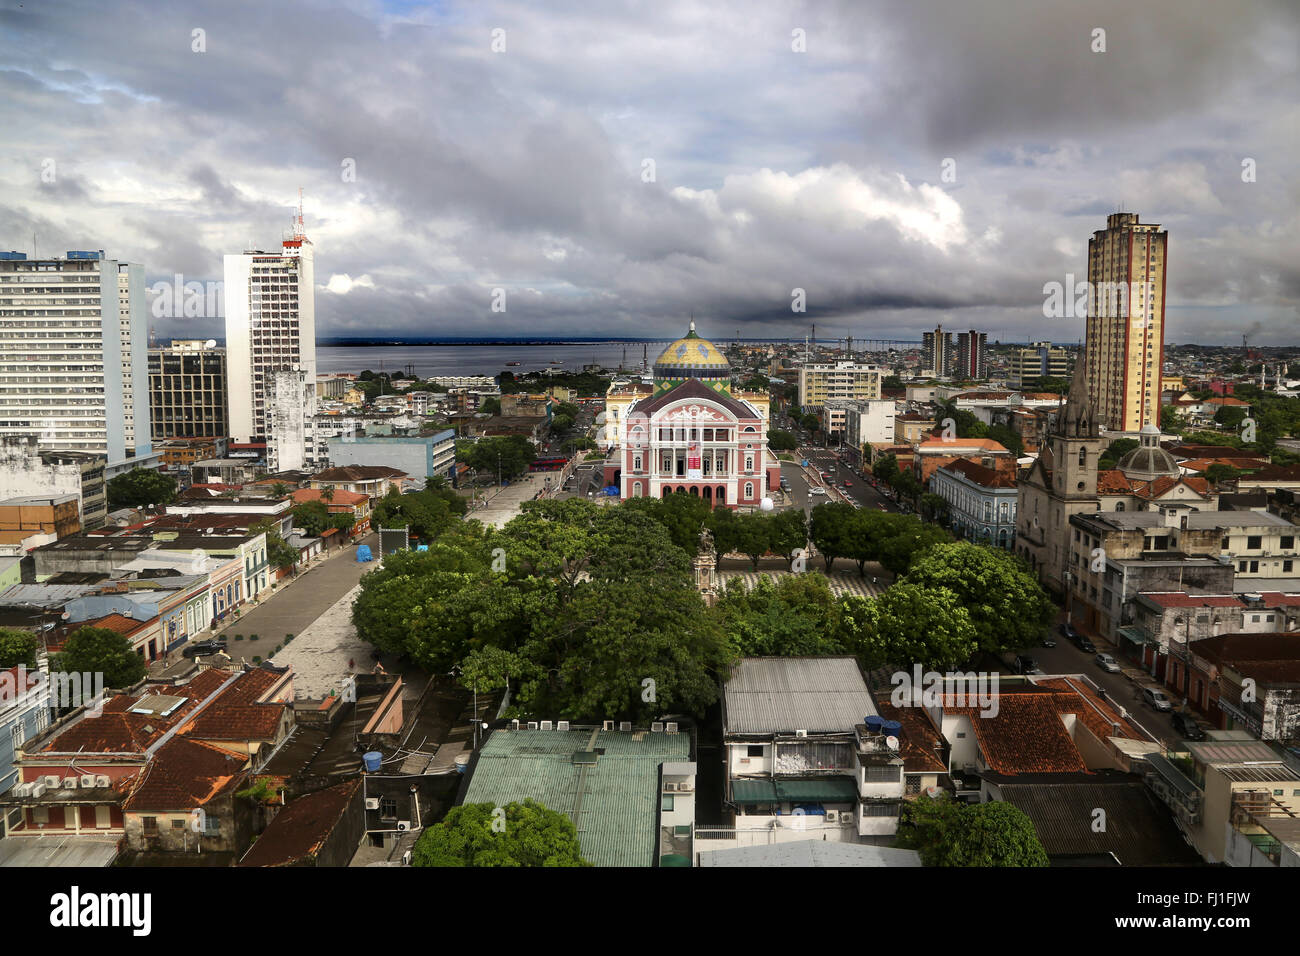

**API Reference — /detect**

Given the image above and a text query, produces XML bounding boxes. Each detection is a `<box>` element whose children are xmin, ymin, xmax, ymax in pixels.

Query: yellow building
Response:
<box><xmin>797</xmin><ymin>362</ymin><xmax>882</xmax><ymax>408</ymax></box>
<box><xmin>1085</xmin><ymin>212</ymin><xmax>1167</xmax><ymax>432</ymax></box>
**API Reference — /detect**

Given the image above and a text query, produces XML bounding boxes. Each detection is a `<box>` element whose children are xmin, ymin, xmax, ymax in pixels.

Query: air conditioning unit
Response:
<box><xmin>43</xmin><ymin>775</ymin><xmax>60</xmax><ymax>788</ymax></box>
<box><xmin>30</xmin><ymin>783</ymin><xmax>46</xmax><ymax>798</ymax></box>
<box><xmin>95</xmin><ymin>775</ymin><xmax>110</xmax><ymax>787</ymax></box>
<box><xmin>80</xmin><ymin>775</ymin><xmax>97</xmax><ymax>789</ymax></box>
<box><xmin>401</xmin><ymin>850</ymin><xmax>412</xmax><ymax>866</ymax></box>
<box><xmin>676</xmin><ymin>781</ymin><xmax>692</xmax><ymax>793</ymax></box>
<box><xmin>665</xmin><ymin>722</ymin><xmax>678</xmax><ymax>734</ymax></box>
<box><xmin>795</xmin><ymin>729</ymin><xmax>808</xmax><ymax>738</ymax></box>
<box><xmin>557</xmin><ymin>721</ymin><xmax>570</xmax><ymax>732</ymax></box>
<box><xmin>649</xmin><ymin>721</ymin><xmax>662</xmax><ymax>733</ymax></box>
<box><xmin>824</xmin><ymin>810</ymin><xmax>839</xmax><ymax>824</ymax></box>
<box><xmin>12</xmin><ymin>782</ymin><xmax>30</xmax><ymax>797</ymax></box>
<box><xmin>510</xmin><ymin>719</ymin><xmax>520</xmax><ymax>731</ymax></box>
<box><xmin>663</xmin><ymin>782</ymin><xmax>677</xmax><ymax>792</ymax></box>
<box><xmin>62</xmin><ymin>777</ymin><xmax>78</xmax><ymax>790</ymax></box>
<box><xmin>527</xmin><ymin>721</ymin><xmax>539</xmax><ymax>730</ymax></box>
<box><xmin>396</xmin><ymin>821</ymin><xmax>410</xmax><ymax>832</ymax></box>
<box><xmin>619</xmin><ymin>721</ymin><xmax>631</xmax><ymax>732</ymax></box>
<box><xmin>602</xmin><ymin>720</ymin><xmax>614</xmax><ymax>731</ymax></box>
<box><xmin>842</xmin><ymin>816</ymin><xmax>855</xmax><ymax>827</ymax></box>
<box><xmin>365</xmin><ymin>798</ymin><xmax>380</xmax><ymax>811</ymax></box>
<box><xmin>540</xmin><ymin>720</ymin><xmax>553</xmax><ymax>731</ymax></box>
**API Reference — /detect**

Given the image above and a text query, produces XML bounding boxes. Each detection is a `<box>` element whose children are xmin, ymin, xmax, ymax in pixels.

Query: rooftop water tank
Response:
<box><xmin>880</xmin><ymin>720</ymin><xmax>902</xmax><ymax>739</ymax></box>
<box><xmin>864</xmin><ymin>715</ymin><xmax>884</xmax><ymax>733</ymax></box>
<box><xmin>362</xmin><ymin>751</ymin><xmax>382</xmax><ymax>773</ymax></box>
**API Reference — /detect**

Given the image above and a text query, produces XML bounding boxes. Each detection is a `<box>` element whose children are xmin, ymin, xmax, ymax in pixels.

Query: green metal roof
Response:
<box><xmin>463</xmin><ymin>729</ymin><xmax>690</xmax><ymax>868</ymax></box>
<box><xmin>1118</xmin><ymin>626</ymin><xmax>1153</xmax><ymax>644</ymax></box>
<box><xmin>731</xmin><ymin>776</ymin><xmax>858</xmax><ymax>804</ymax></box>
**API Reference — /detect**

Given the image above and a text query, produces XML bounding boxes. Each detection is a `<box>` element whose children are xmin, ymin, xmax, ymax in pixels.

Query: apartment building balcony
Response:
<box><xmin>1142</xmin><ymin>752</ymin><xmax>1203</xmax><ymax>825</ymax></box>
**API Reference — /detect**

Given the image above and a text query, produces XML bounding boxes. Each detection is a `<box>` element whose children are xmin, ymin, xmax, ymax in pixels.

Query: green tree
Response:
<box><xmin>716</xmin><ymin>575</ymin><xmax>845</xmax><ymax>657</ymax></box>
<box><xmin>1213</xmin><ymin>405</ymin><xmax>1247</xmax><ymax>428</ymax></box>
<box><xmin>251</xmin><ymin>519</ymin><xmax>301</xmax><ymax>571</ymax></box>
<box><xmin>733</xmin><ymin>513</ymin><xmax>773</xmax><ymax>570</ymax></box>
<box><xmin>411</xmin><ymin>800</ymin><xmax>591</xmax><ymax>867</ymax></box>
<box><xmin>457</xmin><ymin>645</ymin><xmax>534</xmax><ymax>693</ymax></box>
<box><xmin>809</xmin><ymin>502</ymin><xmax>857</xmax><ymax>571</ymax></box>
<box><xmin>290</xmin><ymin>500</ymin><xmax>335</xmax><ymax>537</ymax></box>
<box><xmin>622</xmin><ymin>492</ymin><xmax>711</xmax><ymax>556</ymax></box>
<box><xmin>841</xmin><ymin>583</ymin><xmax>977</xmax><ymax>670</ymax></box>
<box><xmin>106</xmin><ymin>468</ymin><xmax>177</xmax><ymax>510</ymax></box>
<box><xmin>875</xmin><ymin>520</ymin><xmax>950</xmax><ymax>576</ymax></box>
<box><xmin>371</xmin><ymin>485</ymin><xmax>466</xmax><ymax>540</ymax></box>
<box><xmin>871</xmin><ymin>454</ymin><xmax>899</xmax><ymax>487</ymax></box>
<box><xmin>901</xmin><ymin>542</ymin><xmax>1053</xmax><ymax>655</ymax></box>
<box><xmin>550</xmin><ymin>413</ymin><xmax>574</xmax><ymax>433</ymax></box>
<box><xmin>54</xmin><ymin>627</ymin><xmax>147</xmax><ymax>692</ymax></box>
<box><xmin>767</xmin><ymin>429</ymin><xmax>797</xmax><ymax>451</ymax></box>
<box><xmin>1204</xmin><ymin>463</ymin><xmax>1243</xmax><ymax>486</ymax></box>
<box><xmin>897</xmin><ymin>795</ymin><xmax>1048</xmax><ymax>867</ymax></box>
<box><xmin>1098</xmin><ymin>438</ymin><xmax>1139</xmax><ymax>470</ymax></box>
<box><xmin>479</xmin><ymin>396</ymin><xmax>502</xmax><ymax>416</ymax></box>
<box><xmin>769</xmin><ymin>509</ymin><xmax>808</xmax><ymax>567</ymax></box>
<box><xmin>0</xmin><ymin>628</ymin><xmax>39</xmax><ymax>669</ymax></box>
<box><xmin>986</xmin><ymin>424</ymin><xmax>1024</xmax><ymax>457</ymax></box>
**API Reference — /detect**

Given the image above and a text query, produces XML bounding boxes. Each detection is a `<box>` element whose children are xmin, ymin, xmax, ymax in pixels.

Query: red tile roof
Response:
<box><xmin>874</xmin><ymin>700</ymin><xmax>946</xmax><ymax>773</ymax></box>
<box><xmin>79</xmin><ymin>612</ymin><xmax>152</xmax><ymax>638</ymax></box>
<box><xmin>1258</xmin><ymin>592</ymin><xmax>1300</xmax><ymax>609</ymax></box>
<box><xmin>180</xmin><ymin>668</ymin><xmax>290</xmax><ymax>742</ymax></box>
<box><xmin>313</xmin><ymin>465</ymin><xmax>407</xmax><ymax>482</ymax></box>
<box><xmin>121</xmin><ymin>737</ymin><xmax>248</xmax><ymax>812</ymax></box>
<box><xmin>291</xmin><ymin>488</ymin><xmax>367</xmax><ymax>507</ymax></box>
<box><xmin>937</xmin><ymin>458</ymin><xmax>1017</xmax><ymax>489</ymax></box>
<box><xmin>942</xmin><ymin>683</ymin><xmax>1140</xmax><ymax>776</ymax></box>
<box><xmin>236</xmin><ymin>779</ymin><xmax>362</xmax><ymax>867</ymax></box>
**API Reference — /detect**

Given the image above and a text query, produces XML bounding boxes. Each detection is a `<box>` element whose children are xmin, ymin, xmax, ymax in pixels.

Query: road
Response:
<box><xmin>794</xmin><ymin>446</ymin><xmax>899</xmax><ymax>515</ymax></box>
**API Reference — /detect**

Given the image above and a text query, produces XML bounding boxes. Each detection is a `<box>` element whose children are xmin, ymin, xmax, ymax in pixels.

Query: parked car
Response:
<box><xmin>1075</xmin><ymin>635</ymin><xmax>1097</xmax><ymax>654</ymax></box>
<box><xmin>1058</xmin><ymin>622</ymin><xmax>1077</xmax><ymax>639</ymax></box>
<box><xmin>809</xmin><ymin>486</ymin><xmax>827</xmax><ymax>496</ymax></box>
<box><xmin>1095</xmin><ymin>653</ymin><xmax>1121</xmax><ymax>673</ymax></box>
<box><xmin>1013</xmin><ymin>655</ymin><xmax>1044</xmax><ymax>675</ymax></box>
<box><xmin>1142</xmin><ymin>687</ymin><xmax>1173</xmax><ymax>712</ymax></box>
<box><xmin>1040</xmin><ymin>635</ymin><xmax>1057</xmax><ymax>648</ymax></box>
<box><xmin>841</xmin><ymin>480</ymin><xmax>852</xmax><ymax>488</ymax></box>
<box><xmin>183</xmin><ymin>639</ymin><xmax>227</xmax><ymax>658</ymax></box>
<box><xmin>1171</xmin><ymin>712</ymin><xmax>1207</xmax><ymax>740</ymax></box>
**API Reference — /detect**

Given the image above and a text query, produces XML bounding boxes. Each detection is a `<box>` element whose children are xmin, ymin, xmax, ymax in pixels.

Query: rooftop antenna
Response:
<box><xmin>294</xmin><ymin>186</ymin><xmax>306</xmax><ymax>239</ymax></box>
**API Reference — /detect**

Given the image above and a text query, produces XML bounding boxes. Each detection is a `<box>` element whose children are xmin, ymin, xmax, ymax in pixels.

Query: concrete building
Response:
<box><xmin>838</xmin><ymin>399</ymin><xmax>897</xmax><ymax>466</ymax></box>
<box><xmin>0</xmin><ymin>495</ymin><xmax>80</xmax><ymax>551</ymax></box>
<box><xmin>1010</xmin><ymin>341</ymin><xmax>1073</xmax><ymax>389</ymax></box>
<box><xmin>0</xmin><ymin>250</ymin><xmax>150</xmax><ymax>460</ymax></box>
<box><xmin>954</xmin><ymin>330</ymin><xmax>987</xmax><ymax>380</ymax></box>
<box><xmin>1143</xmin><ymin>737</ymin><xmax>1300</xmax><ymax>864</ymax></box>
<box><xmin>1084</xmin><ymin>212</ymin><xmax>1168</xmax><ymax>431</ymax></box>
<box><xmin>717</xmin><ymin>657</ymin><xmax>898</xmax><ymax>847</ymax></box>
<box><xmin>265</xmin><ymin>368</ymin><xmax>315</xmax><ymax>472</ymax></box>
<box><xmin>0</xmin><ymin>440</ymin><xmax>107</xmax><ymax>531</ymax></box>
<box><xmin>223</xmin><ymin>206</ymin><xmax>316</xmax><ymax>443</ymax></box>
<box><xmin>930</xmin><ymin>459</ymin><xmax>1018</xmax><ymax>548</ymax></box>
<box><xmin>147</xmin><ymin>340</ymin><xmax>228</xmax><ymax>440</ymax></box>
<box><xmin>921</xmin><ymin>326</ymin><xmax>954</xmax><ymax>377</ymax></box>
<box><xmin>326</xmin><ymin>431</ymin><xmax>456</xmax><ymax>491</ymax></box>
<box><xmin>798</xmin><ymin>361</ymin><xmax>882</xmax><ymax>408</ymax></box>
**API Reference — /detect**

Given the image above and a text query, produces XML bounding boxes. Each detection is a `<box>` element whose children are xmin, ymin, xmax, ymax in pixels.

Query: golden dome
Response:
<box><xmin>653</xmin><ymin>322</ymin><xmax>730</xmax><ymax>371</ymax></box>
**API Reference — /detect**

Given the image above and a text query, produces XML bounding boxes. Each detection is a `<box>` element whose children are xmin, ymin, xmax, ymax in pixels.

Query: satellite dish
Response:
<box><xmin>204</xmin><ymin>339</ymin><xmax>217</xmax><ymax>349</ymax></box>
<box><xmin>885</xmin><ymin>735</ymin><xmax>900</xmax><ymax>750</ymax></box>
<box><xmin>759</xmin><ymin>497</ymin><xmax>774</xmax><ymax>512</ymax></box>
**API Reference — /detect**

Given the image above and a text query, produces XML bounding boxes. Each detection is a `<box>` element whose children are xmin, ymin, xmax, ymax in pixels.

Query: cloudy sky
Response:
<box><xmin>2</xmin><ymin>0</ymin><xmax>1297</xmax><ymax>345</ymax></box>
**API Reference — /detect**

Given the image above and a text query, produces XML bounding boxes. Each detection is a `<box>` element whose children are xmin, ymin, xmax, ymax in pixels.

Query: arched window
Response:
<box><xmin>1116</xmin><ymin>501</ymin><xmax>1125</xmax><ymax>512</ymax></box>
<box><xmin>633</xmin><ymin>482</ymin><xmax>642</xmax><ymax>497</ymax></box>
<box><xmin>744</xmin><ymin>481</ymin><xmax>754</xmax><ymax>499</ymax></box>
<box><xmin>1078</xmin><ymin>447</ymin><xmax>1087</xmax><ymax>466</ymax></box>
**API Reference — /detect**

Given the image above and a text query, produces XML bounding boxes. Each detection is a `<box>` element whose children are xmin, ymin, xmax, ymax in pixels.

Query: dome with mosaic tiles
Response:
<box><xmin>652</xmin><ymin>322</ymin><xmax>731</xmax><ymax>393</ymax></box>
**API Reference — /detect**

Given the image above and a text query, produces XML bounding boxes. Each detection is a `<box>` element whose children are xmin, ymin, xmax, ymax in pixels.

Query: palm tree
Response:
<box><xmin>321</xmin><ymin>486</ymin><xmax>335</xmax><ymax>503</ymax></box>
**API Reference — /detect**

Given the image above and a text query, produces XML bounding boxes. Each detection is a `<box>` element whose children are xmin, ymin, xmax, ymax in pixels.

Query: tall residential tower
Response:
<box><xmin>0</xmin><ymin>250</ymin><xmax>151</xmax><ymax>461</ymax></box>
<box><xmin>1084</xmin><ymin>212</ymin><xmax>1167</xmax><ymax>432</ymax></box>
<box><xmin>224</xmin><ymin>201</ymin><xmax>316</xmax><ymax>443</ymax></box>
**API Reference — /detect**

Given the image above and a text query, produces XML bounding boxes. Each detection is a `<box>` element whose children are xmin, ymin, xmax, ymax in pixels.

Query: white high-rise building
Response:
<box><xmin>0</xmin><ymin>250</ymin><xmax>151</xmax><ymax>461</ymax></box>
<box><xmin>224</xmin><ymin>202</ymin><xmax>316</xmax><ymax>443</ymax></box>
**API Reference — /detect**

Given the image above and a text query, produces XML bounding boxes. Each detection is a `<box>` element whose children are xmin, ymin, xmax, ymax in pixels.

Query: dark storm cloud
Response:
<box><xmin>0</xmin><ymin>0</ymin><xmax>1296</xmax><ymax>344</ymax></box>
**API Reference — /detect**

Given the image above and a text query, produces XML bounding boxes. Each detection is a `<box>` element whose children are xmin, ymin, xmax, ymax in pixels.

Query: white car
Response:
<box><xmin>1095</xmin><ymin>653</ymin><xmax>1121</xmax><ymax>673</ymax></box>
<box><xmin>1142</xmin><ymin>687</ymin><xmax>1172</xmax><ymax>712</ymax></box>
<box><xmin>809</xmin><ymin>486</ymin><xmax>827</xmax><ymax>496</ymax></box>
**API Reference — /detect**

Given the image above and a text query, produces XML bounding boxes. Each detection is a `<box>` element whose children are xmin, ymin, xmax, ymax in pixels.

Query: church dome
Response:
<box><xmin>652</xmin><ymin>322</ymin><xmax>731</xmax><ymax>391</ymax></box>
<box><xmin>1117</xmin><ymin>423</ymin><xmax>1179</xmax><ymax>482</ymax></box>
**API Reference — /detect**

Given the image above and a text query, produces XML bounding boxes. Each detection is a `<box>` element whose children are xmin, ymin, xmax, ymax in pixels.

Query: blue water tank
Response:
<box><xmin>881</xmin><ymin>720</ymin><xmax>902</xmax><ymax>738</ymax></box>
<box><xmin>864</xmin><ymin>715</ymin><xmax>884</xmax><ymax>733</ymax></box>
<box><xmin>362</xmin><ymin>751</ymin><xmax>382</xmax><ymax>773</ymax></box>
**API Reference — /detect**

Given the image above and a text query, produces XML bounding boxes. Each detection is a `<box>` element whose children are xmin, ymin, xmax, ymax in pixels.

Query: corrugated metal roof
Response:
<box><xmin>1186</xmin><ymin>740</ymin><xmax>1285</xmax><ymax>765</ymax></box>
<box><xmin>698</xmin><ymin>840</ymin><xmax>921</xmax><ymax>867</ymax></box>
<box><xmin>724</xmin><ymin>657</ymin><xmax>876</xmax><ymax>734</ymax></box>
<box><xmin>463</xmin><ymin>729</ymin><xmax>689</xmax><ymax>868</ymax></box>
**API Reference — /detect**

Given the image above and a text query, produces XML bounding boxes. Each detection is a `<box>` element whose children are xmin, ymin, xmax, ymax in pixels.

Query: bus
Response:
<box><xmin>528</xmin><ymin>456</ymin><xmax>568</xmax><ymax>472</ymax></box>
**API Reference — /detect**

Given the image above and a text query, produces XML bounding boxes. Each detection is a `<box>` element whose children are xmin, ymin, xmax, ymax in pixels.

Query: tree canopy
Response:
<box><xmin>901</xmin><ymin>542</ymin><xmax>1053</xmax><ymax>654</ymax></box>
<box><xmin>55</xmin><ymin>627</ymin><xmax>147</xmax><ymax>691</ymax></box>
<box><xmin>411</xmin><ymin>800</ymin><xmax>591</xmax><ymax>867</ymax></box>
<box><xmin>106</xmin><ymin>468</ymin><xmax>177</xmax><ymax>510</ymax></box>
<box><xmin>897</xmin><ymin>795</ymin><xmax>1049</xmax><ymax>867</ymax></box>
<box><xmin>0</xmin><ymin>628</ymin><xmax>39</xmax><ymax>669</ymax></box>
